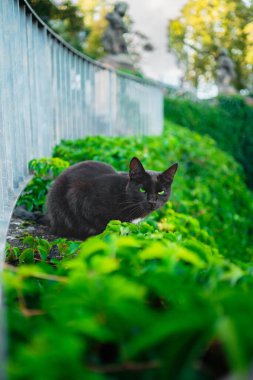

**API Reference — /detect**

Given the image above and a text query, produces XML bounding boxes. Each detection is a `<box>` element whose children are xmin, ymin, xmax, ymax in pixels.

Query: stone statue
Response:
<box><xmin>101</xmin><ymin>2</ymin><xmax>135</xmax><ymax>70</ymax></box>
<box><xmin>216</xmin><ymin>48</ymin><xmax>236</xmax><ymax>95</ymax></box>
<box><xmin>102</xmin><ymin>2</ymin><xmax>128</xmax><ymax>55</ymax></box>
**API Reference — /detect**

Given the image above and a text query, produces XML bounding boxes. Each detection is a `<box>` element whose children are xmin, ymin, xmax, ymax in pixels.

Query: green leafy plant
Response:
<box><xmin>4</xmin><ymin>111</ymin><xmax>253</xmax><ymax>380</ymax></box>
<box><xmin>4</xmin><ymin>224</ymin><xmax>253</xmax><ymax>380</ymax></box>
<box><xmin>17</xmin><ymin>158</ymin><xmax>69</xmax><ymax>211</ymax></box>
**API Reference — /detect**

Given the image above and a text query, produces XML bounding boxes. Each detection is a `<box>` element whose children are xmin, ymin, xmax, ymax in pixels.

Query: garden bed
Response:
<box><xmin>4</xmin><ymin>120</ymin><xmax>253</xmax><ymax>380</ymax></box>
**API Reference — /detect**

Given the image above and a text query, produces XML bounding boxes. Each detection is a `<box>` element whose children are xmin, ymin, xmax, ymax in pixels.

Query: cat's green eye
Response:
<box><xmin>139</xmin><ymin>188</ymin><xmax>146</xmax><ymax>193</ymax></box>
<box><xmin>158</xmin><ymin>190</ymin><xmax>165</xmax><ymax>195</ymax></box>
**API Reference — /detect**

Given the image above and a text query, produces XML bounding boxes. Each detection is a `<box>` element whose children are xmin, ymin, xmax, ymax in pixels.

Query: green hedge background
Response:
<box><xmin>164</xmin><ymin>96</ymin><xmax>253</xmax><ymax>188</ymax></box>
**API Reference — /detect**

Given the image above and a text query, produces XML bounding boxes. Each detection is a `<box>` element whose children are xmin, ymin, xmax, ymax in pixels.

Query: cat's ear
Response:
<box><xmin>159</xmin><ymin>163</ymin><xmax>178</xmax><ymax>184</ymax></box>
<box><xmin>129</xmin><ymin>157</ymin><xmax>146</xmax><ymax>180</ymax></box>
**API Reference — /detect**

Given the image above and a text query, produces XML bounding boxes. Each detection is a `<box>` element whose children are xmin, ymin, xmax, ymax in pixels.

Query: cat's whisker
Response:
<box><xmin>128</xmin><ymin>209</ymin><xmax>142</xmax><ymax>221</ymax></box>
<box><xmin>119</xmin><ymin>201</ymin><xmax>139</xmax><ymax>209</ymax></box>
<box><xmin>120</xmin><ymin>201</ymin><xmax>145</xmax><ymax>213</ymax></box>
<box><xmin>126</xmin><ymin>204</ymin><xmax>143</xmax><ymax>220</ymax></box>
<box><xmin>118</xmin><ymin>200</ymin><xmax>140</xmax><ymax>206</ymax></box>
<box><xmin>117</xmin><ymin>201</ymin><xmax>142</xmax><ymax>217</ymax></box>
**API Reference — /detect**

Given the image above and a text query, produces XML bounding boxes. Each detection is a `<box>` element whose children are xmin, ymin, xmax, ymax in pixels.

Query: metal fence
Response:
<box><xmin>0</xmin><ymin>0</ymin><xmax>163</xmax><ymax>255</ymax></box>
<box><xmin>0</xmin><ymin>1</ymin><xmax>163</xmax><ymax>377</ymax></box>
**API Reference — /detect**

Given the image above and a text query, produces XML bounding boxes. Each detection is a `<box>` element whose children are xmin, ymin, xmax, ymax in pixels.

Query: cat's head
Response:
<box><xmin>126</xmin><ymin>157</ymin><xmax>178</xmax><ymax>216</ymax></box>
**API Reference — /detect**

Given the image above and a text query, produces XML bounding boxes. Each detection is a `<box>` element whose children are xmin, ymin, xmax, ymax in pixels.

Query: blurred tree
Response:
<box><xmin>78</xmin><ymin>0</ymin><xmax>110</xmax><ymax>59</ymax></box>
<box><xmin>28</xmin><ymin>0</ymin><xmax>154</xmax><ymax>68</ymax></box>
<box><xmin>168</xmin><ymin>0</ymin><xmax>253</xmax><ymax>91</ymax></box>
<box><xmin>78</xmin><ymin>0</ymin><xmax>154</xmax><ymax>65</ymax></box>
<box><xmin>28</xmin><ymin>0</ymin><xmax>87</xmax><ymax>52</ymax></box>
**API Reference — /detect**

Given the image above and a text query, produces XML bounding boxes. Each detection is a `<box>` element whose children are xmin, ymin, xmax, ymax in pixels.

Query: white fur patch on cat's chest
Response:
<box><xmin>131</xmin><ymin>218</ymin><xmax>144</xmax><ymax>224</ymax></box>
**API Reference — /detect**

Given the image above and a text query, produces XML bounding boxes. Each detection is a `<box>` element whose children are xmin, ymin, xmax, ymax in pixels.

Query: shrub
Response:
<box><xmin>164</xmin><ymin>96</ymin><xmax>253</xmax><ymax>188</ymax></box>
<box><xmin>5</xmin><ymin>120</ymin><xmax>253</xmax><ymax>379</ymax></box>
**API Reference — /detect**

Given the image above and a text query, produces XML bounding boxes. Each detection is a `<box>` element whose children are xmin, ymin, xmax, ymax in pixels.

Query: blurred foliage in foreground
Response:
<box><xmin>6</xmin><ymin>118</ymin><xmax>253</xmax><ymax>379</ymax></box>
<box><xmin>164</xmin><ymin>96</ymin><xmax>253</xmax><ymax>189</ymax></box>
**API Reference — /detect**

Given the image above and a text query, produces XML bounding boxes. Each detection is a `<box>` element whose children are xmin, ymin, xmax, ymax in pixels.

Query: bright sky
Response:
<box><xmin>70</xmin><ymin>0</ymin><xmax>188</xmax><ymax>86</ymax></box>
<box><xmin>126</xmin><ymin>0</ymin><xmax>188</xmax><ymax>86</ymax></box>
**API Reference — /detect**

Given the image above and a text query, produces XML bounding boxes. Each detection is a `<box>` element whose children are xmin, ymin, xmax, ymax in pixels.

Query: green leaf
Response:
<box><xmin>79</xmin><ymin>239</ymin><xmax>109</xmax><ymax>258</ymax></box>
<box><xmin>174</xmin><ymin>246</ymin><xmax>206</xmax><ymax>268</ymax></box>
<box><xmin>216</xmin><ymin>317</ymin><xmax>247</xmax><ymax>371</ymax></box>
<box><xmin>37</xmin><ymin>246</ymin><xmax>48</xmax><ymax>261</ymax></box>
<box><xmin>23</xmin><ymin>236</ymin><xmax>35</xmax><ymax>247</ymax></box>
<box><xmin>125</xmin><ymin>311</ymin><xmax>210</xmax><ymax>359</ymax></box>
<box><xmin>19</xmin><ymin>248</ymin><xmax>34</xmax><ymax>264</ymax></box>
<box><xmin>139</xmin><ymin>243</ymin><xmax>167</xmax><ymax>260</ymax></box>
<box><xmin>91</xmin><ymin>256</ymin><xmax>119</xmax><ymax>273</ymax></box>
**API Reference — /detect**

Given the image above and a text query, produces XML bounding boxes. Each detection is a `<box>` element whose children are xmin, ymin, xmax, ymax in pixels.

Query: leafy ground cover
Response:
<box><xmin>4</xmin><ymin>120</ymin><xmax>253</xmax><ymax>380</ymax></box>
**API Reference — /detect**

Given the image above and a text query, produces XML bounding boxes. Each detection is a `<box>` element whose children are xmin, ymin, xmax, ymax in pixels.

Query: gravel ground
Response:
<box><xmin>6</xmin><ymin>214</ymin><xmax>59</xmax><ymax>250</ymax></box>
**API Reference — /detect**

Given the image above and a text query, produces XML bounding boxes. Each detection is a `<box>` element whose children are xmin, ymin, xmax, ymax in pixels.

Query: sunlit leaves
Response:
<box><xmin>168</xmin><ymin>0</ymin><xmax>253</xmax><ymax>90</ymax></box>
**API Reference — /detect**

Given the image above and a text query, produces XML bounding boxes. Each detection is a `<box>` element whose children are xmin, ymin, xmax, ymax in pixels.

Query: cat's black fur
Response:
<box><xmin>46</xmin><ymin>158</ymin><xmax>178</xmax><ymax>239</ymax></box>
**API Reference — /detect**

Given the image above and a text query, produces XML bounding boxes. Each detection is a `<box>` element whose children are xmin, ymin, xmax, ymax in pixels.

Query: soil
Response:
<box><xmin>6</xmin><ymin>216</ymin><xmax>59</xmax><ymax>250</ymax></box>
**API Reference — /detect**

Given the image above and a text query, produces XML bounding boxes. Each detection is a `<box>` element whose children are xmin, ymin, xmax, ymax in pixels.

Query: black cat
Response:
<box><xmin>46</xmin><ymin>157</ymin><xmax>178</xmax><ymax>239</ymax></box>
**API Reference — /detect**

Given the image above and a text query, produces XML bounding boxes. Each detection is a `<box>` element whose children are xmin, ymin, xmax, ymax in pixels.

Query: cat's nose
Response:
<box><xmin>148</xmin><ymin>201</ymin><xmax>156</xmax><ymax>210</ymax></box>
